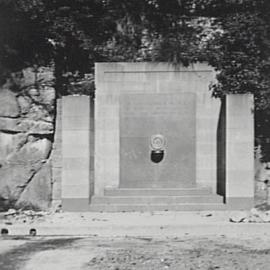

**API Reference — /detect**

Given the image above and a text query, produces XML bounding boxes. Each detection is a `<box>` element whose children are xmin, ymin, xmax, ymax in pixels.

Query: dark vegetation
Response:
<box><xmin>0</xmin><ymin>0</ymin><xmax>269</xmax><ymax>157</ymax></box>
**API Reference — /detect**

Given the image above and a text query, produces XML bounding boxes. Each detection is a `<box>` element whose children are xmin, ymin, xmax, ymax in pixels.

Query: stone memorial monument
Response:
<box><xmin>60</xmin><ymin>62</ymin><xmax>254</xmax><ymax>211</ymax></box>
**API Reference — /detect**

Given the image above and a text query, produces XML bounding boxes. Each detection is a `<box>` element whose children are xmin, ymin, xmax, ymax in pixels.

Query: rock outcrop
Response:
<box><xmin>0</xmin><ymin>67</ymin><xmax>55</xmax><ymax>210</ymax></box>
<box><xmin>0</xmin><ymin>89</ymin><xmax>20</xmax><ymax>118</ymax></box>
<box><xmin>15</xmin><ymin>160</ymin><xmax>52</xmax><ymax>210</ymax></box>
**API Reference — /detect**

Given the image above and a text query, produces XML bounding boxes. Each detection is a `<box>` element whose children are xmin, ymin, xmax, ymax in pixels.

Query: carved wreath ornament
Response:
<box><xmin>150</xmin><ymin>134</ymin><xmax>165</xmax><ymax>150</ymax></box>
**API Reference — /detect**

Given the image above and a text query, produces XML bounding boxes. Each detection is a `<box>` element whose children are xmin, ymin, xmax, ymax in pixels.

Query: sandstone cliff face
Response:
<box><xmin>0</xmin><ymin>68</ymin><xmax>55</xmax><ymax>210</ymax></box>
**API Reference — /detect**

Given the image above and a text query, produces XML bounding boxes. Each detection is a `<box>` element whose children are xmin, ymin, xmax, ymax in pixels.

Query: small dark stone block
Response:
<box><xmin>29</xmin><ymin>228</ymin><xmax>37</xmax><ymax>236</ymax></box>
<box><xmin>1</xmin><ymin>228</ymin><xmax>9</xmax><ymax>235</ymax></box>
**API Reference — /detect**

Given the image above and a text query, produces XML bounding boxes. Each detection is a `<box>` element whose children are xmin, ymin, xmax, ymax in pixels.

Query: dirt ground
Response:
<box><xmin>84</xmin><ymin>236</ymin><xmax>270</xmax><ymax>270</ymax></box>
<box><xmin>1</xmin><ymin>235</ymin><xmax>270</xmax><ymax>270</ymax></box>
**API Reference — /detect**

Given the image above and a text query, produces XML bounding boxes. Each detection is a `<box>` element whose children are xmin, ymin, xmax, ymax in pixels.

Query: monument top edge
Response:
<box><xmin>95</xmin><ymin>62</ymin><xmax>214</xmax><ymax>73</ymax></box>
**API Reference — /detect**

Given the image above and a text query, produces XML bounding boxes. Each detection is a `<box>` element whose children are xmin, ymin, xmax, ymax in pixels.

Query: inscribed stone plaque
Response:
<box><xmin>120</xmin><ymin>93</ymin><xmax>196</xmax><ymax>188</ymax></box>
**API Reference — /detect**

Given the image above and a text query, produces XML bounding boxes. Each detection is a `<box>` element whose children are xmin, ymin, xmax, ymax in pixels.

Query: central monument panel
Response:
<box><xmin>120</xmin><ymin>93</ymin><xmax>196</xmax><ymax>188</ymax></box>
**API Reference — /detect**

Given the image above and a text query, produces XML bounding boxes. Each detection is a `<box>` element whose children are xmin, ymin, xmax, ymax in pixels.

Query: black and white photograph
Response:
<box><xmin>0</xmin><ymin>0</ymin><xmax>270</xmax><ymax>269</ymax></box>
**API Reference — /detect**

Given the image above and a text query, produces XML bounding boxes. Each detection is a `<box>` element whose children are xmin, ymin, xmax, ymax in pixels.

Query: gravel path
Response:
<box><xmin>1</xmin><ymin>235</ymin><xmax>270</xmax><ymax>270</ymax></box>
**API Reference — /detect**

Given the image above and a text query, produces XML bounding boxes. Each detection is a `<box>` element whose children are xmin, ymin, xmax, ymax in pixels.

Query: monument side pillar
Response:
<box><xmin>226</xmin><ymin>94</ymin><xmax>254</xmax><ymax>208</ymax></box>
<box><xmin>61</xmin><ymin>96</ymin><xmax>91</xmax><ymax>211</ymax></box>
<box><xmin>94</xmin><ymin>63</ymin><xmax>120</xmax><ymax>195</ymax></box>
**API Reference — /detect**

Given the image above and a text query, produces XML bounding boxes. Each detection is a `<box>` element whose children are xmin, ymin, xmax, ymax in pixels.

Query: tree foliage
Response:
<box><xmin>0</xmin><ymin>0</ymin><xmax>269</xmax><ymax>100</ymax></box>
<box><xmin>0</xmin><ymin>0</ymin><xmax>52</xmax><ymax>82</ymax></box>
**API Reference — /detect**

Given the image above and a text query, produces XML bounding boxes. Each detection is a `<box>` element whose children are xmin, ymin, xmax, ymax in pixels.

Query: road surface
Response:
<box><xmin>1</xmin><ymin>235</ymin><xmax>270</xmax><ymax>270</ymax></box>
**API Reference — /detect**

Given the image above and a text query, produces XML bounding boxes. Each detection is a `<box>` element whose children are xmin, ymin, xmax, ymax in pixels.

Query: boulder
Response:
<box><xmin>0</xmin><ymin>118</ymin><xmax>53</xmax><ymax>134</ymax></box>
<box><xmin>0</xmin><ymin>138</ymin><xmax>51</xmax><ymax>208</ymax></box>
<box><xmin>0</xmin><ymin>164</ymin><xmax>38</xmax><ymax>202</ymax></box>
<box><xmin>0</xmin><ymin>133</ymin><xmax>27</xmax><ymax>160</ymax></box>
<box><xmin>17</xmin><ymin>96</ymin><xmax>31</xmax><ymax>114</ymax></box>
<box><xmin>16</xmin><ymin>161</ymin><xmax>52</xmax><ymax>210</ymax></box>
<box><xmin>5</xmin><ymin>208</ymin><xmax>17</xmax><ymax>216</ymax></box>
<box><xmin>17</xmin><ymin>119</ymin><xmax>54</xmax><ymax>134</ymax></box>
<box><xmin>0</xmin><ymin>118</ymin><xmax>20</xmax><ymax>132</ymax></box>
<box><xmin>7</xmin><ymin>138</ymin><xmax>51</xmax><ymax>164</ymax></box>
<box><xmin>22</xmin><ymin>67</ymin><xmax>54</xmax><ymax>88</ymax></box>
<box><xmin>0</xmin><ymin>89</ymin><xmax>20</xmax><ymax>118</ymax></box>
<box><xmin>259</xmin><ymin>212</ymin><xmax>270</xmax><ymax>222</ymax></box>
<box><xmin>247</xmin><ymin>207</ymin><xmax>270</xmax><ymax>223</ymax></box>
<box><xmin>25</xmin><ymin>102</ymin><xmax>54</xmax><ymax>123</ymax></box>
<box><xmin>39</xmin><ymin>86</ymin><xmax>55</xmax><ymax>106</ymax></box>
<box><xmin>250</xmin><ymin>207</ymin><xmax>261</xmax><ymax>216</ymax></box>
<box><xmin>229</xmin><ymin>212</ymin><xmax>248</xmax><ymax>223</ymax></box>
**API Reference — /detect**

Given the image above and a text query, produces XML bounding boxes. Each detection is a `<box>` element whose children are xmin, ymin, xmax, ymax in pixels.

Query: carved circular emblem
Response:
<box><xmin>150</xmin><ymin>134</ymin><xmax>165</xmax><ymax>150</ymax></box>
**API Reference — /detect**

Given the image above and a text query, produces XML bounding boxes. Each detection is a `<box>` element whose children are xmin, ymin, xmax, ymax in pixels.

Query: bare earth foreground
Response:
<box><xmin>1</xmin><ymin>235</ymin><xmax>270</xmax><ymax>270</ymax></box>
<box><xmin>1</xmin><ymin>211</ymin><xmax>270</xmax><ymax>269</ymax></box>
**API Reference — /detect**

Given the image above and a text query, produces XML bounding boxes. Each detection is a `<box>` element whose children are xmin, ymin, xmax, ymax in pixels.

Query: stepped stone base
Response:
<box><xmin>88</xmin><ymin>203</ymin><xmax>227</xmax><ymax>212</ymax></box>
<box><xmin>62</xmin><ymin>188</ymin><xmax>253</xmax><ymax>212</ymax></box>
<box><xmin>104</xmin><ymin>188</ymin><xmax>213</xmax><ymax>196</ymax></box>
<box><xmin>89</xmin><ymin>188</ymin><xmax>226</xmax><ymax>212</ymax></box>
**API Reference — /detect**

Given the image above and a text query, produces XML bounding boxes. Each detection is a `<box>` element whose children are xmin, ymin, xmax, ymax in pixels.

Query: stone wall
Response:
<box><xmin>0</xmin><ymin>68</ymin><xmax>55</xmax><ymax>210</ymax></box>
<box><xmin>94</xmin><ymin>62</ymin><xmax>220</xmax><ymax>195</ymax></box>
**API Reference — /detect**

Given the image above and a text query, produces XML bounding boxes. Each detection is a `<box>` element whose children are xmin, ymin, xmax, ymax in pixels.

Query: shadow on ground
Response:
<box><xmin>0</xmin><ymin>237</ymin><xmax>81</xmax><ymax>270</ymax></box>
